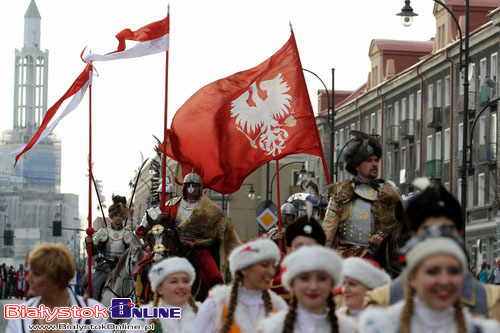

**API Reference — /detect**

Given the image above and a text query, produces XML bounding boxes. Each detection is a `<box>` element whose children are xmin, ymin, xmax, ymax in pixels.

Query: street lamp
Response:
<box><xmin>269</xmin><ymin>162</ymin><xmax>309</xmax><ymax>201</ymax></box>
<box><xmin>396</xmin><ymin>0</ymin><xmax>418</xmax><ymax>27</ymax></box>
<box><xmin>303</xmin><ymin>68</ymin><xmax>336</xmax><ymax>181</ymax></box>
<box><xmin>397</xmin><ymin>0</ymin><xmax>470</xmax><ymax>238</ymax></box>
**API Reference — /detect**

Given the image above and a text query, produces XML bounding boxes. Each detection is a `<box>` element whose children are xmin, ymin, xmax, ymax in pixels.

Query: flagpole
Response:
<box><xmin>161</xmin><ymin>5</ymin><xmax>170</xmax><ymax>213</ymax></box>
<box><xmin>275</xmin><ymin>161</ymin><xmax>283</xmax><ymax>251</ymax></box>
<box><xmin>86</xmin><ymin>77</ymin><xmax>93</xmax><ymax>298</ymax></box>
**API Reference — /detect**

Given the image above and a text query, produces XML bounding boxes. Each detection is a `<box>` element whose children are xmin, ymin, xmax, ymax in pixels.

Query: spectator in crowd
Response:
<box><xmin>258</xmin><ymin>246</ymin><xmax>357</xmax><ymax>332</ymax></box>
<box><xmin>490</xmin><ymin>258</ymin><xmax>500</xmax><ymax>285</ymax></box>
<box><xmin>7</xmin><ymin>265</ymin><xmax>15</xmax><ymax>299</ymax></box>
<box><xmin>360</xmin><ymin>225</ymin><xmax>500</xmax><ymax>332</ymax></box>
<box><xmin>128</xmin><ymin>257</ymin><xmax>201</xmax><ymax>333</ymax></box>
<box><xmin>479</xmin><ymin>262</ymin><xmax>489</xmax><ymax>283</ymax></box>
<box><xmin>6</xmin><ymin>243</ymin><xmax>110</xmax><ymax>333</ymax></box>
<box><xmin>190</xmin><ymin>239</ymin><xmax>287</xmax><ymax>333</ymax></box>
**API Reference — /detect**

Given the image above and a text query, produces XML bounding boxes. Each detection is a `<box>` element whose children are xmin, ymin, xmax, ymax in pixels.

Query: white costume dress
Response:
<box><xmin>259</xmin><ymin>303</ymin><xmax>358</xmax><ymax>333</ymax></box>
<box><xmin>336</xmin><ymin>305</ymin><xmax>363</xmax><ymax>323</ymax></box>
<box><xmin>189</xmin><ymin>285</ymin><xmax>287</xmax><ymax>333</ymax></box>
<box><xmin>127</xmin><ymin>299</ymin><xmax>201</xmax><ymax>333</ymax></box>
<box><xmin>360</xmin><ymin>296</ymin><xmax>500</xmax><ymax>332</ymax></box>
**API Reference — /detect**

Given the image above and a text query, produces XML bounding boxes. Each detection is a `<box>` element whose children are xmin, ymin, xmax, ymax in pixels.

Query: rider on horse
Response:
<box><xmin>85</xmin><ymin>195</ymin><xmax>140</xmax><ymax>300</ymax></box>
<box><xmin>135</xmin><ymin>171</ymin><xmax>240</xmax><ymax>300</ymax></box>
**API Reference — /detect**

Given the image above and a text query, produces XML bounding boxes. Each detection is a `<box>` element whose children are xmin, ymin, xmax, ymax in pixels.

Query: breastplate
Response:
<box><xmin>104</xmin><ymin>227</ymin><xmax>127</xmax><ymax>260</ymax></box>
<box><xmin>176</xmin><ymin>199</ymin><xmax>198</xmax><ymax>226</ymax></box>
<box><xmin>338</xmin><ymin>196</ymin><xmax>376</xmax><ymax>247</ymax></box>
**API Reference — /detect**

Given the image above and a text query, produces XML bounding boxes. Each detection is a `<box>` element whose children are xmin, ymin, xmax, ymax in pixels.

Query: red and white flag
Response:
<box><xmin>84</xmin><ymin>15</ymin><xmax>169</xmax><ymax>62</ymax></box>
<box><xmin>163</xmin><ymin>32</ymin><xmax>325</xmax><ymax>194</ymax></box>
<box><xmin>1</xmin><ymin>65</ymin><xmax>93</xmax><ymax>165</ymax></box>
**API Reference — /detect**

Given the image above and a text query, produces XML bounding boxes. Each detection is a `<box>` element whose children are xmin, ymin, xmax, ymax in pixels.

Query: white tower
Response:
<box><xmin>13</xmin><ymin>0</ymin><xmax>49</xmax><ymax>129</ymax></box>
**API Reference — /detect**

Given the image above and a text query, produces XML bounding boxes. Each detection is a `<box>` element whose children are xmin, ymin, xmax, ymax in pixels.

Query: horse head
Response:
<box><xmin>146</xmin><ymin>212</ymin><xmax>185</xmax><ymax>261</ymax></box>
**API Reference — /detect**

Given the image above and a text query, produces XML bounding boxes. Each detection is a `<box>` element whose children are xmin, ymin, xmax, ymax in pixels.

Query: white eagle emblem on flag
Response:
<box><xmin>230</xmin><ymin>73</ymin><xmax>296</xmax><ymax>156</ymax></box>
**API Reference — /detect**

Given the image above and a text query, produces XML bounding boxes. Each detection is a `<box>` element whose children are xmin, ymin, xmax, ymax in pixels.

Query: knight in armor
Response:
<box><xmin>135</xmin><ymin>171</ymin><xmax>240</xmax><ymax>293</ymax></box>
<box><xmin>322</xmin><ymin>130</ymin><xmax>402</xmax><ymax>258</ymax></box>
<box><xmin>85</xmin><ymin>195</ymin><xmax>140</xmax><ymax>300</ymax></box>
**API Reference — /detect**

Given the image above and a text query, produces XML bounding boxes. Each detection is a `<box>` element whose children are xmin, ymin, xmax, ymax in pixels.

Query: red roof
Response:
<box><xmin>370</xmin><ymin>39</ymin><xmax>433</xmax><ymax>55</ymax></box>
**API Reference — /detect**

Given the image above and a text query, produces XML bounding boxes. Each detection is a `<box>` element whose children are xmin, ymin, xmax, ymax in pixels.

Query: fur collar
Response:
<box><xmin>207</xmin><ymin>285</ymin><xmax>287</xmax><ymax>332</ymax></box>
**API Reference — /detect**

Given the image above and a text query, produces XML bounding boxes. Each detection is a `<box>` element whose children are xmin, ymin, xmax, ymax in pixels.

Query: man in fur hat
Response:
<box><xmin>322</xmin><ymin>131</ymin><xmax>402</xmax><ymax>258</ymax></box>
<box><xmin>85</xmin><ymin>195</ymin><xmax>140</xmax><ymax>300</ymax></box>
<box><xmin>135</xmin><ymin>171</ymin><xmax>240</xmax><ymax>291</ymax></box>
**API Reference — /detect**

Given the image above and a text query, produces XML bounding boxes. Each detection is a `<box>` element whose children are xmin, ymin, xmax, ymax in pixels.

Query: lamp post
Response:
<box><xmin>241</xmin><ymin>183</ymin><xmax>256</xmax><ymax>200</ymax></box>
<box><xmin>303</xmin><ymin>68</ymin><xmax>336</xmax><ymax>182</ymax></box>
<box><xmin>269</xmin><ymin>162</ymin><xmax>308</xmax><ymax>202</ymax></box>
<box><xmin>397</xmin><ymin>0</ymin><xmax>470</xmax><ymax>238</ymax></box>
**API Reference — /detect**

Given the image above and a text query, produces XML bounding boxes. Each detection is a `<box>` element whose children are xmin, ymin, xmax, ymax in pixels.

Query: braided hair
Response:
<box><xmin>147</xmin><ymin>291</ymin><xmax>161</xmax><ymax>333</ymax></box>
<box><xmin>282</xmin><ymin>296</ymin><xmax>298</xmax><ymax>333</ymax></box>
<box><xmin>399</xmin><ymin>287</ymin><xmax>466</xmax><ymax>333</ymax></box>
<box><xmin>220</xmin><ymin>272</ymin><xmax>243</xmax><ymax>333</ymax></box>
<box><xmin>327</xmin><ymin>294</ymin><xmax>339</xmax><ymax>333</ymax></box>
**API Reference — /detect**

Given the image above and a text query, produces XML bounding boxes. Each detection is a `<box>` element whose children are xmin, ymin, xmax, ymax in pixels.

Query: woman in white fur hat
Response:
<box><xmin>360</xmin><ymin>224</ymin><xmax>500</xmax><ymax>333</ymax></box>
<box><xmin>258</xmin><ymin>245</ymin><xmax>358</xmax><ymax>333</ymax></box>
<box><xmin>189</xmin><ymin>239</ymin><xmax>287</xmax><ymax>333</ymax></box>
<box><xmin>337</xmin><ymin>257</ymin><xmax>390</xmax><ymax>323</ymax></box>
<box><xmin>127</xmin><ymin>257</ymin><xmax>200</xmax><ymax>333</ymax></box>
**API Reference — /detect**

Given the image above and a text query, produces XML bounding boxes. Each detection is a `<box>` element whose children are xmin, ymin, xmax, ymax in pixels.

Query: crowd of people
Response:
<box><xmin>6</xmin><ymin>130</ymin><xmax>500</xmax><ymax>332</ymax></box>
<box><xmin>0</xmin><ymin>263</ymin><xmax>28</xmax><ymax>300</ymax></box>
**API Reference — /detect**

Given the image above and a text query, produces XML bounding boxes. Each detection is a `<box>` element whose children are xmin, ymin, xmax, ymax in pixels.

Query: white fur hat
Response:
<box><xmin>148</xmin><ymin>257</ymin><xmax>196</xmax><ymax>293</ymax></box>
<box><xmin>343</xmin><ymin>257</ymin><xmax>391</xmax><ymax>289</ymax></box>
<box><xmin>229</xmin><ymin>239</ymin><xmax>281</xmax><ymax>275</ymax></box>
<box><xmin>282</xmin><ymin>245</ymin><xmax>343</xmax><ymax>290</ymax></box>
<box><xmin>404</xmin><ymin>237</ymin><xmax>468</xmax><ymax>278</ymax></box>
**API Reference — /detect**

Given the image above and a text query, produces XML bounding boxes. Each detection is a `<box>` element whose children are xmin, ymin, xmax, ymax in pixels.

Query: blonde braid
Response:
<box><xmin>147</xmin><ymin>292</ymin><xmax>161</xmax><ymax>333</ymax></box>
<box><xmin>327</xmin><ymin>295</ymin><xmax>339</xmax><ymax>333</ymax></box>
<box><xmin>399</xmin><ymin>287</ymin><xmax>416</xmax><ymax>333</ymax></box>
<box><xmin>220</xmin><ymin>273</ymin><xmax>242</xmax><ymax>333</ymax></box>
<box><xmin>282</xmin><ymin>296</ymin><xmax>298</xmax><ymax>333</ymax></box>
<box><xmin>188</xmin><ymin>295</ymin><xmax>199</xmax><ymax>314</ymax></box>
<box><xmin>261</xmin><ymin>289</ymin><xmax>273</xmax><ymax>316</ymax></box>
<box><xmin>454</xmin><ymin>299</ymin><xmax>466</xmax><ymax>333</ymax></box>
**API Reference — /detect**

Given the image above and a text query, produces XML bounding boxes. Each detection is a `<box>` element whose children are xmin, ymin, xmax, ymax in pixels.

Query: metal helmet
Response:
<box><xmin>157</xmin><ymin>179</ymin><xmax>174</xmax><ymax>193</ymax></box>
<box><xmin>183</xmin><ymin>172</ymin><xmax>202</xmax><ymax>187</ymax></box>
<box><xmin>281</xmin><ymin>202</ymin><xmax>297</xmax><ymax>216</ymax></box>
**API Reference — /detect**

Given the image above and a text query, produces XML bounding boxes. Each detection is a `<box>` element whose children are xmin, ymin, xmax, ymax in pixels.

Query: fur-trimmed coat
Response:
<box><xmin>322</xmin><ymin>179</ymin><xmax>402</xmax><ymax>249</ymax></box>
<box><xmin>174</xmin><ymin>196</ymin><xmax>240</xmax><ymax>280</ymax></box>
<box><xmin>190</xmin><ymin>284</ymin><xmax>288</xmax><ymax>333</ymax></box>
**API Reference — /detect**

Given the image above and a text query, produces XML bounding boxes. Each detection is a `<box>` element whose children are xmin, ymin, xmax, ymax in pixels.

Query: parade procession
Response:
<box><xmin>4</xmin><ymin>0</ymin><xmax>500</xmax><ymax>332</ymax></box>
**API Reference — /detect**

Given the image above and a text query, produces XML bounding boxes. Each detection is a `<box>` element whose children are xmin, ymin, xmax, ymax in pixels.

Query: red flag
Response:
<box><xmin>84</xmin><ymin>15</ymin><xmax>169</xmax><ymax>62</ymax></box>
<box><xmin>163</xmin><ymin>33</ymin><xmax>324</xmax><ymax>194</ymax></box>
<box><xmin>2</xmin><ymin>65</ymin><xmax>93</xmax><ymax>166</ymax></box>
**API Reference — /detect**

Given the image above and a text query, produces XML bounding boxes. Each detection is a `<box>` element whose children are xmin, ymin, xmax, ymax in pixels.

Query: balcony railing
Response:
<box><xmin>478</xmin><ymin>143</ymin><xmax>497</xmax><ymax>164</ymax></box>
<box><xmin>425</xmin><ymin>159</ymin><xmax>442</xmax><ymax>179</ymax></box>
<box><xmin>426</xmin><ymin>107</ymin><xmax>442</xmax><ymax>129</ymax></box>
<box><xmin>385</xmin><ymin>125</ymin><xmax>399</xmax><ymax>145</ymax></box>
<box><xmin>400</xmin><ymin>119</ymin><xmax>414</xmax><ymax>139</ymax></box>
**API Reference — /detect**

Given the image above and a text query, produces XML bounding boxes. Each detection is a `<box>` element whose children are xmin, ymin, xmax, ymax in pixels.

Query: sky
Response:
<box><xmin>0</xmin><ymin>0</ymin><xmax>436</xmax><ymax>218</ymax></box>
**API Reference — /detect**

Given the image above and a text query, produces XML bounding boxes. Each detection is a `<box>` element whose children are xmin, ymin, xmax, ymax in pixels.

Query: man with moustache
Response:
<box><xmin>135</xmin><ymin>171</ymin><xmax>239</xmax><ymax>299</ymax></box>
<box><xmin>322</xmin><ymin>131</ymin><xmax>402</xmax><ymax>258</ymax></box>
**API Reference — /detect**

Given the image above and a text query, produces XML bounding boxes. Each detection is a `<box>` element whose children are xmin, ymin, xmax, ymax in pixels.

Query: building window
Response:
<box><xmin>387</xmin><ymin>152</ymin><xmax>392</xmax><ymax>176</ymax></box>
<box><xmin>339</xmin><ymin>129</ymin><xmax>344</xmax><ymax>147</ymax></box>
<box><xmin>401</xmin><ymin>98</ymin><xmax>407</xmax><ymax>121</ymax></box>
<box><xmin>445</xmin><ymin>76</ymin><xmax>450</xmax><ymax>107</ymax></box>
<box><xmin>377</xmin><ymin>110</ymin><xmax>382</xmax><ymax>135</ymax></box>
<box><xmin>436</xmin><ymin>132</ymin><xmax>442</xmax><ymax>160</ymax></box>
<box><xmin>444</xmin><ymin>128</ymin><xmax>450</xmax><ymax>161</ymax></box>
<box><xmin>436</xmin><ymin>80</ymin><xmax>442</xmax><ymax>107</ymax></box>
<box><xmin>491</xmin><ymin>53</ymin><xmax>498</xmax><ymax>98</ymax></box>
<box><xmin>394</xmin><ymin>102</ymin><xmax>400</xmax><ymax>125</ymax></box>
<box><xmin>427</xmin><ymin>84</ymin><xmax>434</xmax><ymax>109</ymax></box>
<box><xmin>364</xmin><ymin>116</ymin><xmax>370</xmax><ymax>133</ymax></box>
<box><xmin>416</xmin><ymin>90</ymin><xmax>421</xmax><ymax>120</ymax></box>
<box><xmin>351</xmin><ymin>123</ymin><xmax>356</xmax><ymax>132</ymax></box>
<box><xmin>416</xmin><ymin>140</ymin><xmax>420</xmax><ymax>170</ymax></box>
<box><xmin>479</xmin><ymin>116</ymin><xmax>486</xmax><ymax>145</ymax></box>
<box><xmin>458</xmin><ymin>123</ymin><xmax>463</xmax><ymax>151</ymax></box>
<box><xmin>480</xmin><ymin>58</ymin><xmax>487</xmax><ymax>83</ymax></box>
<box><xmin>491</xmin><ymin>114</ymin><xmax>497</xmax><ymax>144</ymax></box>
<box><xmin>409</xmin><ymin>94</ymin><xmax>414</xmax><ymax>120</ymax></box>
<box><xmin>478</xmin><ymin>173</ymin><xmax>485</xmax><ymax>206</ymax></box>
<box><xmin>427</xmin><ymin>135</ymin><xmax>433</xmax><ymax>161</ymax></box>
<box><xmin>370</xmin><ymin>113</ymin><xmax>376</xmax><ymax>134</ymax></box>
<box><xmin>401</xmin><ymin>147</ymin><xmax>407</xmax><ymax>170</ymax></box>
